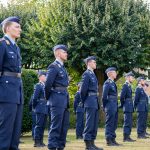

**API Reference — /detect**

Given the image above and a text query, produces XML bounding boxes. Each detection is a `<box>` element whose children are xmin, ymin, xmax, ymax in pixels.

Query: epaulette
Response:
<box><xmin>137</xmin><ymin>85</ymin><xmax>142</xmax><ymax>88</ymax></box>
<box><xmin>125</xmin><ymin>82</ymin><xmax>130</xmax><ymax>86</ymax></box>
<box><xmin>87</xmin><ymin>70</ymin><xmax>93</xmax><ymax>74</ymax></box>
<box><xmin>107</xmin><ymin>79</ymin><xmax>113</xmax><ymax>83</ymax></box>
<box><xmin>0</xmin><ymin>38</ymin><xmax>10</xmax><ymax>45</ymax></box>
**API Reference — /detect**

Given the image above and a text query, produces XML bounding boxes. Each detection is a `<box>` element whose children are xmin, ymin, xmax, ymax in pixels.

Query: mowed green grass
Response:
<box><xmin>20</xmin><ymin>128</ymin><xmax>150</xmax><ymax>150</ymax></box>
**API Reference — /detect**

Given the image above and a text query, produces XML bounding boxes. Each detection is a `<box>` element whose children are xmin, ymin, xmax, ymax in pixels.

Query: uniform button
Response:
<box><xmin>12</xmin><ymin>56</ymin><xmax>14</xmax><ymax>58</ymax></box>
<box><xmin>6</xmin><ymin>81</ymin><xmax>8</xmax><ymax>83</ymax></box>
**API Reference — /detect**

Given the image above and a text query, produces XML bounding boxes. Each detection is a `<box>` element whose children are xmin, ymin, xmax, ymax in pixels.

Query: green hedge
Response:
<box><xmin>21</xmin><ymin>69</ymin><xmax>150</xmax><ymax>133</ymax></box>
<box><xmin>21</xmin><ymin>69</ymin><xmax>38</xmax><ymax>133</ymax></box>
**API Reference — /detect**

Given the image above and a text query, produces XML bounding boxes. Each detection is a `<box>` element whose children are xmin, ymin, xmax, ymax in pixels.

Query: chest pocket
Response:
<box><xmin>58</xmin><ymin>70</ymin><xmax>65</xmax><ymax>78</ymax></box>
<box><xmin>110</xmin><ymin>84</ymin><xmax>116</xmax><ymax>92</ymax></box>
<box><xmin>7</xmin><ymin>52</ymin><xmax>17</xmax><ymax>66</ymax></box>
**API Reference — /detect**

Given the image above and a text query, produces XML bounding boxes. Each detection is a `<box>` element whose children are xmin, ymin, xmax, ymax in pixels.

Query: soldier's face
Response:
<box><xmin>88</xmin><ymin>60</ymin><xmax>96</xmax><ymax>69</ymax></box>
<box><xmin>59</xmin><ymin>50</ymin><xmax>68</xmax><ymax>61</ymax></box>
<box><xmin>140</xmin><ymin>79</ymin><xmax>145</xmax><ymax>85</ymax></box>
<box><xmin>39</xmin><ymin>75</ymin><xmax>46</xmax><ymax>82</ymax></box>
<box><xmin>7</xmin><ymin>22</ymin><xmax>22</xmax><ymax>39</ymax></box>
<box><xmin>129</xmin><ymin>76</ymin><xmax>134</xmax><ymax>83</ymax></box>
<box><xmin>110</xmin><ymin>71</ymin><xmax>117</xmax><ymax>79</ymax></box>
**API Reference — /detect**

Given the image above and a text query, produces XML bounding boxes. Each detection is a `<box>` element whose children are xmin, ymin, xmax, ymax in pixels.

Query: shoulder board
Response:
<box><xmin>48</xmin><ymin>62</ymin><xmax>57</xmax><ymax>68</ymax></box>
<box><xmin>0</xmin><ymin>38</ymin><xmax>10</xmax><ymax>45</ymax></box>
<box><xmin>53</xmin><ymin>62</ymin><xmax>62</xmax><ymax>68</ymax></box>
<box><xmin>87</xmin><ymin>70</ymin><xmax>93</xmax><ymax>74</ymax></box>
<box><xmin>107</xmin><ymin>79</ymin><xmax>112</xmax><ymax>83</ymax></box>
<box><xmin>137</xmin><ymin>85</ymin><xmax>142</xmax><ymax>88</ymax></box>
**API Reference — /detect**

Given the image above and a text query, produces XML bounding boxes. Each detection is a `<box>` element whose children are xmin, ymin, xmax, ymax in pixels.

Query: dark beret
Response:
<box><xmin>137</xmin><ymin>76</ymin><xmax>145</xmax><ymax>82</ymax></box>
<box><xmin>124</xmin><ymin>71</ymin><xmax>134</xmax><ymax>77</ymax></box>
<box><xmin>53</xmin><ymin>44</ymin><xmax>68</xmax><ymax>52</ymax></box>
<box><xmin>84</xmin><ymin>56</ymin><xmax>96</xmax><ymax>64</ymax></box>
<box><xmin>38</xmin><ymin>71</ymin><xmax>46</xmax><ymax>77</ymax></box>
<box><xmin>105</xmin><ymin>67</ymin><xmax>117</xmax><ymax>74</ymax></box>
<box><xmin>1</xmin><ymin>16</ymin><xmax>20</xmax><ymax>26</ymax></box>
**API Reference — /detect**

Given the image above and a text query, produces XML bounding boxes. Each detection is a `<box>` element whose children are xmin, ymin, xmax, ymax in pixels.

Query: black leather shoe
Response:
<box><xmin>106</xmin><ymin>139</ymin><xmax>116</xmax><ymax>146</ymax></box>
<box><xmin>123</xmin><ymin>135</ymin><xmax>136</xmax><ymax>142</ymax></box>
<box><xmin>112</xmin><ymin>139</ymin><xmax>120</xmax><ymax>146</ymax></box>
<box><xmin>91</xmin><ymin>140</ymin><xmax>103</xmax><ymax>150</ymax></box>
<box><xmin>138</xmin><ymin>135</ymin><xmax>149</xmax><ymax>139</ymax></box>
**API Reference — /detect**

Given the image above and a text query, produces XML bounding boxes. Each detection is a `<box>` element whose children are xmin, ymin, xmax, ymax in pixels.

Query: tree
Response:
<box><xmin>50</xmin><ymin>0</ymin><xmax>150</xmax><ymax>94</ymax></box>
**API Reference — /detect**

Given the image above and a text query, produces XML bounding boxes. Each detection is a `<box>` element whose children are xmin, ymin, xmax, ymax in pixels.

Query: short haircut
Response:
<box><xmin>2</xmin><ymin>21</ymin><xmax>13</xmax><ymax>34</ymax></box>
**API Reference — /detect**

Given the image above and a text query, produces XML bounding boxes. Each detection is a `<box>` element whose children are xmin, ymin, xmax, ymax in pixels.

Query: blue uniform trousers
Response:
<box><xmin>34</xmin><ymin>113</ymin><xmax>47</xmax><ymax>140</ymax></box>
<box><xmin>0</xmin><ymin>103</ymin><xmax>23</xmax><ymax>150</ymax></box>
<box><xmin>48</xmin><ymin>107</ymin><xmax>69</xmax><ymax>149</ymax></box>
<box><xmin>105</xmin><ymin>110</ymin><xmax>118</xmax><ymax>140</ymax></box>
<box><xmin>76</xmin><ymin>112</ymin><xmax>84</xmax><ymax>137</ymax></box>
<box><xmin>144</xmin><ymin>111</ymin><xmax>148</xmax><ymax>134</ymax></box>
<box><xmin>137</xmin><ymin>111</ymin><xmax>147</xmax><ymax>135</ymax></box>
<box><xmin>31</xmin><ymin>111</ymin><xmax>36</xmax><ymax>139</ymax></box>
<box><xmin>83</xmin><ymin>108</ymin><xmax>99</xmax><ymax>141</ymax></box>
<box><xmin>123</xmin><ymin>112</ymin><xmax>132</xmax><ymax>135</ymax></box>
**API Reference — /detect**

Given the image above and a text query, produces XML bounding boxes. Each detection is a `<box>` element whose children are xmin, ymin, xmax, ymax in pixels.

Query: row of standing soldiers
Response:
<box><xmin>30</xmin><ymin>48</ymin><xmax>149</xmax><ymax>150</ymax></box>
<box><xmin>0</xmin><ymin>15</ymin><xmax>149</xmax><ymax>150</ymax></box>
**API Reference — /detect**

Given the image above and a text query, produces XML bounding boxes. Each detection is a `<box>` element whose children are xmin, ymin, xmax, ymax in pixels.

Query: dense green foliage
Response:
<box><xmin>0</xmin><ymin>0</ymin><xmax>150</xmax><ymax>72</ymax></box>
<box><xmin>0</xmin><ymin>0</ymin><xmax>150</xmax><ymax>132</ymax></box>
<box><xmin>21</xmin><ymin>69</ymin><xmax>38</xmax><ymax>133</ymax></box>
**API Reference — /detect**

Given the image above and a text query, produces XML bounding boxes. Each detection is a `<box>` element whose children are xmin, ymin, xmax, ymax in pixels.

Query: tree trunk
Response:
<box><xmin>95</xmin><ymin>69</ymin><xmax>106</xmax><ymax>98</ymax></box>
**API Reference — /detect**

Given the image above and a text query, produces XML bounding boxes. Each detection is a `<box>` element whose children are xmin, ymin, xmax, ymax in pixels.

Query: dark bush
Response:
<box><xmin>21</xmin><ymin>69</ymin><xmax>38</xmax><ymax>133</ymax></box>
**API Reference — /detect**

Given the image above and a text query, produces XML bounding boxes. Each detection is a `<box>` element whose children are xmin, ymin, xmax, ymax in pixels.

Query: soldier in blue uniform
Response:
<box><xmin>45</xmin><ymin>45</ymin><xmax>70</xmax><ymax>150</ymax></box>
<box><xmin>29</xmin><ymin>95</ymin><xmax>36</xmax><ymax>140</ymax></box>
<box><xmin>33</xmin><ymin>71</ymin><xmax>48</xmax><ymax>147</ymax></box>
<box><xmin>120</xmin><ymin>72</ymin><xmax>136</xmax><ymax>142</ymax></box>
<box><xmin>0</xmin><ymin>16</ymin><xmax>23</xmax><ymax>150</ymax></box>
<box><xmin>143</xmin><ymin>83</ymin><xmax>150</xmax><ymax>136</ymax></box>
<box><xmin>73</xmin><ymin>82</ymin><xmax>84</xmax><ymax>139</ymax></box>
<box><xmin>102</xmin><ymin>67</ymin><xmax>119</xmax><ymax>146</ymax></box>
<box><xmin>134</xmin><ymin>77</ymin><xmax>149</xmax><ymax>139</ymax></box>
<box><xmin>80</xmin><ymin>56</ymin><xmax>103</xmax><ymax>150</ymax></box>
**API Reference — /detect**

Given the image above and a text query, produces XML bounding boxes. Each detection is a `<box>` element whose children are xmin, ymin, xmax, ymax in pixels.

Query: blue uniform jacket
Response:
<box><xmin>45</xmin><ymin>60</ymin><xmax>69</xmax><ymax>108</ymax></box>
<box><xmin>120</xmin><ymin>82</ymin><xmax>134</xmax><ymax>113</ymax></box>
<box><xmin>134</xmin><ymin>86</ymin><xmax>148</xmax><ymax>112</ymax></box>
<box><xmin>102</xmin><ymin>78</ymin><xmax>118</xmax><ymax>112</ymax></box>
<box><xmin>73</xmin><ymin>91</ymin><xmax>84</xmax><ymax>113</ymax></box>
<box><xmin>0</xmin><ymin>36</ymin><xmax>23</xmax><ymax>104</ymax></box>
<box><xmin>33</xmin><ymin>82</ymin><xmax>48</xmax><ymax>114</ymax></box>
<box><xmin>80</xmin><ymin>69</ymin><xmax>99</xmax><ymax>109</ymax></box>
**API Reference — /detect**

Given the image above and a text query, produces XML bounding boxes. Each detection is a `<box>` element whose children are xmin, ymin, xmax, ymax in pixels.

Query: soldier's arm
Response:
<box><xmin>0</xmin><ymin>42</ymin><xmax>5</xmax><ymax>76</ymax></box>
<box><xmin>134</xmin><ymin>88</ymin><xmax>140</xmax><ymax>108</ymax></box>
<box><xmin>120</xmin><ymin>84</ymin><xmax>126</xmax><ymax>107</ymax></box>
<box><xmin>32</xmin><ymin>84</ymin><xmax>41</xmax><ymax>108</ymax></box>
<box><xmin>73</xmin><ymin>92</ymin><xmax>79</xmax><ymax>112</ymax></box>
<box><xmin>80</xmin><ymin>73</ymin><xmax>90</xmax><ymax>103</ymax></box>
<box><xmin>102</xmin><ymin>82</ymin><xmax>110</xmax><ymax>108</ymax></box>
<box><xmin>45</xmin><ymin>65</ymin><xmax>58</xmax><ymax>100</ymax></box>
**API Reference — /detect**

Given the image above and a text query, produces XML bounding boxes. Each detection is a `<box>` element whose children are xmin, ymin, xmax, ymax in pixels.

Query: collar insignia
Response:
<box><xmin>5</xmin><ymin>40</ymin><xmax>10</xmax><ymax>45</ymax></box>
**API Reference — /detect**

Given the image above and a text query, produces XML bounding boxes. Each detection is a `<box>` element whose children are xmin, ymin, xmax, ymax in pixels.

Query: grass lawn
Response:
<box><xmin>20</xmin><ymin>128</ymin><xmax>150</xmax><ymax>150</ymax></box>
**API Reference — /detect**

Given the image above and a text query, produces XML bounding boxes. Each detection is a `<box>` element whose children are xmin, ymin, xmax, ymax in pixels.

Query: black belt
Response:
<box><xmin>53</xmin><ymin>87</ymin><xmax>67</xmax><ymax>91</ymax></box>
<box><xmin>38</xmin><ymin>99</ymin><xmax>46</xmax><ymax>102</ymax></box>
<box><xmin>88</xmin><ymin>92</ymin><xmax>99</xmax><ymax>96</ymax></box>
<box><xmin>2</xmin><ymin>71</ymin><xmax>21</xmax><ymax>78</ymax></box>
<box><xmin>126</xmin><ymin>98</ymin><xmax>132</xmax><ymax>101</ymax></box>
<box><xmin>108</xmin><ymin>95</ymin><xmax>117</xmax><ymax>99</ymax></box>
<box><xmin>139</xmin><ymin>99</ymin><xmax>146</xmax><ymax>102</ymax></box>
